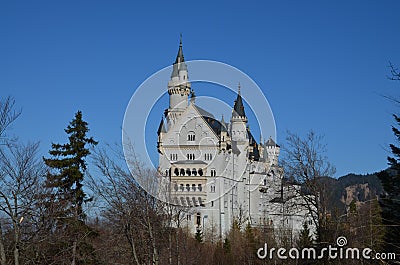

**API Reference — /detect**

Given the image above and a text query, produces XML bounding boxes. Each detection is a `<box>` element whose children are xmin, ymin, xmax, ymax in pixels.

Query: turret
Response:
<box><xmin>230</xmin><ymin>84</ymin><xmax>248</xmax><ymax>142</ymax></box>
<box><xmin>166</xmin><ymin>37</ymin><xmax>191</xmax><ymax>125</ymax></box>
<box><xmin>265</xmin><ymin>136</ymin><xmax>280</xmax><ymax>166</ymax></box>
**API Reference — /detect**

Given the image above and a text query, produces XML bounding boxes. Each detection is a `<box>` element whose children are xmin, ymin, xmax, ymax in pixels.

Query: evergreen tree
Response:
<box><xmin>43</xmin><ymin>111</ymin><xmax>98</xmax><ymax>265</ymax></box>
<box><xmin>223</xmin><ymin>238</ymin><xmax>231</xmax><ymax>253</ymax></box>
<box><xmin>195</xmin><ymin>229</ymin><xmax>203</xmax><ymax>243</ymax></box>
<box><xmin>377</xmin><ymin>115</ymin><xmax>400</xmax><ymax>257</ymax></box>
<box><xmin>297</xmin><ymin>221</ymin><xmax>313</xmax><ymax>248</ymax></box>
<box><xmin>44</xmin><ymin>110</ymin><xmax>98</xmax><ymax>220</ymax></box>
<box><xmin>377</xmin><ymin>63</ymin><xmax>400</xmax><ymax>260</ymax></box>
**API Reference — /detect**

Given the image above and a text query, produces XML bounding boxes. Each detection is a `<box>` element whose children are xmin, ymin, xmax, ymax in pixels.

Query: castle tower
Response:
<box><xmin>230</xmin><ymin>84</ymin><xmax>248</xmax><ymax>142</ymax></box>
<box><xmin>265</xmin><ymin>136</ymin><xmax>280</xmax><ymax>166</ymax></box>
<box><xmin>166</xmin><ymin>37</ymin><xmax>191</xmax><ymax>125</ymax></box>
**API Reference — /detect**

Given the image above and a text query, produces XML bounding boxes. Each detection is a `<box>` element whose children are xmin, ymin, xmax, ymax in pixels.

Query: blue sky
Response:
<box><xmin>1</xmin><ymin>1</ymin><xmax>400</xmax><ymax>177</ymax></box>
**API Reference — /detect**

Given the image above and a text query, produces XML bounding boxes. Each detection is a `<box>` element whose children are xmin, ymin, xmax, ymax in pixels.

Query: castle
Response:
<box><xmin>157</xmin><ymin>39</ymin><xmax>314</xmax><ymax>240</ymax></box>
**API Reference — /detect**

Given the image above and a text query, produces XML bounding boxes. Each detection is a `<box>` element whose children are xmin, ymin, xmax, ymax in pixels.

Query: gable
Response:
<box><xmin>163</xmin><ymin>104</ymin><xmax>220</xmax><ymax>146</ymax></box>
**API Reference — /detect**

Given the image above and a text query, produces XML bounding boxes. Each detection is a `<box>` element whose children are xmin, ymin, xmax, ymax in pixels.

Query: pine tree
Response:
<box><xmin>195</xmin><ymin>229</ymin><xmax>203</xmax><ymax>243</ymax></box>
<box><xmin>377</xmin><ymin>63</ymin><xmax>400</xmax><ymax>260</ymax></box>
<box><xmin>377</xmin><ymin>114</ymin><xmax>400</xmax><ymax>257</ymax></box>
<box><xmin>43</xmin><ymin>111</ymin><xmax>98</xmax><ymax>265</ymax></box>
<box><xmin>44</xmin><ymin>110</ymin><xmax>98</xmax><ymax>220</ymax></box>
<box><xmin>297</xmin><ymin>221</ymin><xmax>313</xmax><ymax>248</ymax></box>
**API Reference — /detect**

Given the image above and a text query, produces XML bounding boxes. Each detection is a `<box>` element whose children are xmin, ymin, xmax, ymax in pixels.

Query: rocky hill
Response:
<box><xmin>323</xmin><ymin>172</ymin><xmax>384</xmax><ymax>214</ymax></box>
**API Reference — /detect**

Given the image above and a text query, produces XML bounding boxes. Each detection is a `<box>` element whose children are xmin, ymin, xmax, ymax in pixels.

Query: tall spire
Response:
<box><xmin>171</xmin><ymin>35</ymin><xmax>186</xmax><ymax>78</ymax></box>
<box><xmin>175</xmin><ymin>34</ymin><xmax>185</xmax><ymax>64</ymax></box>
<box><xmin>233</xmin><ymin>83</ymin><xmax>246</xmax><ymax>117</ymax></box>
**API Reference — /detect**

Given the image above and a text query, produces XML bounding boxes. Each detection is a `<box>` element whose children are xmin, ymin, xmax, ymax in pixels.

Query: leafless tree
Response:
<box><xmin>281</xmin><ymin>130</ymin><xmax>336</xmax><ymax>243</ymax></box>
<box><xmin>0</xmin><ymin>141</ymin><xmax>44</xmax><ymax>265</ymax></box>
<box><xmin>88</xmin><ymin>144</ymin><xmax>167</xmax><ymax>265</ymax></box>
<box><xmin>0</xmin><ymin>96</ymin><xmax>21</xmax><ymax>144</ymax></box>
<box><xmin>388</xmin><ymin>61</ymin><xmax>400</xmax><ymax>81</ymax></box>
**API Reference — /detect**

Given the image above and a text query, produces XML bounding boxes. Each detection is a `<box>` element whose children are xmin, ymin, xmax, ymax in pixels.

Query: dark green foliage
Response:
<box><xmin>378</xmin><ymin>116</ymin><xmax>400</xmax><ymax>256</ymax></box>
<box><xmin>297</xmin><ymin>221</ymin><xmax>313</xmax><ymax>248</ymax></box>
<box><xmin>195</xmin><ymin>229</ymin><xmax>203</xmax><ymax>243</ymax></box>
<box><xmin>43</xmin><ymin>111</ymin><xmax>98</xmax><ymax>264</ymax></box>
<box><xmin>349</xmin><ymin>199</ymin><xmax>357</xmax><ymax>214</ymax></box>
<box><xmin>223</xmin><ymin>238</ymin><xmax>230</xmax><ymax>252</ymax></box>
<box><xmin>44</xmin><ymin>110</ymin><xmax>98</xmax><ymax>220</ymax></box>
<box><xmin>378</xmin><ymin>65</ymin><xmax>400</xmax><ymax>260</ymax></box>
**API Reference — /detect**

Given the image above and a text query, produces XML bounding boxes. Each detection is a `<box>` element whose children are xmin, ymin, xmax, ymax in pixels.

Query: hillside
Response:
<box><xmin>323</xmin><ymin>172</ymin><xmax>384</xmax><ymax>215</ymax></box>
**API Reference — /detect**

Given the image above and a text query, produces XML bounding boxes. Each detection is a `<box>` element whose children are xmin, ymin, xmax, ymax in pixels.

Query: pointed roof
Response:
<box><xmin>192</xmin><ymin>105</ymin><xmax>229</xmax><ymax>138</ymax></box>
<box><xmin>175</xmin><ymin>36</ymin><xmax>185</xmax><ymax>64</ymax></box>
<box><xmin>220</xmin><ymin>115</ymin><xmax>227</xmax><ymax>132</ymax></box>
<box><xmin>266</xmin><ymin>136</ymin><xmax>279</xmax><ymax>147</ymax></box>
<box><xmin>233</xmin><ymin>84</ymin><xmax>246</xmax><ymax>117</ymax></box>
<box><xmin>247</xmin><ymin>127</ymin><xmax>260</xmax><ymax>161</ymax></box>
<box><xmin>157</xmin><ymin>118</ymin><xmax>166</xmax><ymax>135</ymax></box>
<box><xmin>171</xmin><ymin>36</ymin><xmax>187</xmax><ymax>78</ymax></box>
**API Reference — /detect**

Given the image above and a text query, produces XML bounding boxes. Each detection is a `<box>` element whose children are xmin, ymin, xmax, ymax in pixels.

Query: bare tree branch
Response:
<box><xmin>0</xmin><ymin>96</ymin><xmax>21</xmax><ymax>144</ymax></box>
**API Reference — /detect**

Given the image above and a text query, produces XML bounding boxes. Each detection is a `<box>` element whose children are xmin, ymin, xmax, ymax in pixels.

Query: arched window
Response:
<box><xmin>204</xmin><ymin>153</ymin><xmax>213</xmax><ymax>161</ymax></box>
<box><xmin>192</xmin><ymin>168</ymin><xmax>197</xmax><ymax>176</ymax></box>
<box><xmin>192</xmin><ymin>184</ymin><xmax>196</xmax><ymax>191</ymax></box>
<box><xmin>180</xmin><ymin>184</ymin><xmax>184</xmax><ymax>191</ymax></box>
<box><xmin>186</xmin><ymin>168</ymin><xmax>191</xmax><ymax>176</ymax></box>
<box><xmin>198</xmin><ymin>169</ymin><xmax>203</xmax><ymax>176</ymax></box>
<box><xmin>180</xmin><ymin>168</ymin><xmax>185</xmax><ymax>176</ymax></box>
<box><xmin>198</xmin><ymin>184</ymin><xmax>202</xmax><ymax>192</ymax></box>
<box><xmin>186</xmin><ymin>184</ymin><xmax>190</xmax><ymax>191</ymax></box>
<box><xmin>188</xmin><ymin>132</ymin><xmax>195</xmax><ymax>142</ymax></box>
<box><xmin>196</xmin><ymin>213</ymin><xmax>201</xmax><ymax>226</ymax></box>
<box><xmin>174</xmin><ymin>168</ymin><xmax>179</xmax><ymax>176</ymax></box>
<box><xmin>210</xmin><ymin>169</ymin><xmax>216</xmax><ymax>177</ymax></box>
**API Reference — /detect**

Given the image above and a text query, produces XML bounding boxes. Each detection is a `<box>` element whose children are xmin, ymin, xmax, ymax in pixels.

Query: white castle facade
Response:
<box><xmin>157</xmin><ymin>40</ymin><xmax>315</xmax><ymax>240</ymax></box>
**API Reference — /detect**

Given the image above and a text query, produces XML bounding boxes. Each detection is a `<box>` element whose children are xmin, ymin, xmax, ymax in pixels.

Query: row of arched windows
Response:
<box><xmin>174</xmin><ymin>197</ymin><xmax>203</xmax><ymax>207</ymax></box>
<box><xmin>173</xmin><ymin>168</ymin><xmax>204</xmax><ymax>176</ymax></box>
<box><xmin>174</xmin><ymin>183</ymin><xmax>203</xmax><ymax>192</ymax></box>
<box><xmin>169</xmin><ymin>153</ymin><xmax>213</xmax><ymax>161</ymax></box>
